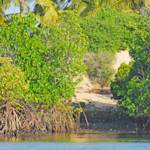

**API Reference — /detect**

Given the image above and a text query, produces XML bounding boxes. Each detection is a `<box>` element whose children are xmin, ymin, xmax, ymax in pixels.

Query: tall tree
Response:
<box><xmin>19</xmin><ymin>0</ymin><xmax>25</xmax><ymax>14</ymax></box>
<box><xmin>0</xmin><ymin>0</ymin><xmax>11</xmax><ymax>24</ymax></box>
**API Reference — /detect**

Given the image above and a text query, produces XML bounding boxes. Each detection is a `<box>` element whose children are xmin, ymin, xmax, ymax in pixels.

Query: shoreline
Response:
<box><xmin>0</xmin><ymin>129</ymin><xmax>150</xmax><ymax>142</ymax></box>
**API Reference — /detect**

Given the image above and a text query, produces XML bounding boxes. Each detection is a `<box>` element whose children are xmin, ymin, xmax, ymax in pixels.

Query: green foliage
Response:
<box><xmin>59</xmin><ymin>11</ymin><xmax>88</xmax><ymax>53</ymax></box>
<box><xmin>80</xmin><ymin>9</ymin><xmax>149</xmax><ymax>86</ymax></box>
<box><xmin>0</xmin><ymin>57</ymin><xmax>28</xmax><ymax>103</ymax></box>
<box><xmin>95</xmin><ymin>0</ymin><xmax>146</xmax><ymax>10</ymax></box>
<box><xmin>111</xmin><ymin>63</ymin><xmax>132</xmax><ymax>99</ymax></box>
<box><xmin>85</xmin><ymin>51</ymin><xmax>115</xmax><ymax>87</ymax></box>
<box><xmin>111</xmin><ymin>33</ymin><xmax>150</xmax><ymax>117</ymax></box>
<box><xmin>121</xmin><ymin>77</ymin><xmax>150</xmax><ymax>117</ymax></box>
<box><xmin>66</xmin><ymin>0</ymin><xmax>150</xmax><ymax>17</ymax></box>
<box><xmin>0</xmin><ymin>15</ymin><xmax>4</xmax><ymax>25</ymax></box>
<box><xmin>67</xmin><ymin>0</ymin><xmax>97</xmax><ymax>16</ymax></box>
<box><xmin>36</xmin><ymin>0</ymin><xmax>58</xmax><ymax>25</ymax></box>
<box><xmin>66</xmin><ymin>0</ymin><xmax>149</xmax><ymax>17</ymax></box>
<box><xmin>80</xmin><ymin>9</ymin><xmax>149</xmax><ymax>53</ymax></box>
<box><xmin>0</xmin><ymin>13</ymin><xmax>87</xmax><ymax>104</ymax></box>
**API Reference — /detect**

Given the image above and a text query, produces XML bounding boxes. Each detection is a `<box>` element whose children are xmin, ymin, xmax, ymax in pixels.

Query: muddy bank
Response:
<box><xmin>80</xmin><ymin>107</ymin><xmax>136</xmax><ymax>133</ymax></box>
<box><xmin>78</xmin><ymin>104</ymin><xmax>150</xmax><ymax>134</ymax></box>
<box><xmin>72</xmin><ymin>75</ymin><xmax>150</xmax><ymax>134</ymax></box>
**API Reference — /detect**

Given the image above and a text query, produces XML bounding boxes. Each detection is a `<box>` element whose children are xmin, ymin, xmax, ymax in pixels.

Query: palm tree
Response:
<box><xmin>0</xmin><ymin>0</ymin><xmax>11</xmax><ymax>24</ymax></box>
<box><xmin>35</xmin><ymin>0</ymin><xmax>58</xmax><ymax>25</ymax></box>
<box><xmin>73</xmin><ymin>0</ymin><xmax>148</xmax><ymax>16</ymax></box>
<box><xmin>94</xmin><ymin>0</ymin><xmax>146</xmax><ymax>9</ymax></box>
<box><xmin>19</xmin><ymin>0</ymin><xmax>25</xmax><ymax>14</ymax></box>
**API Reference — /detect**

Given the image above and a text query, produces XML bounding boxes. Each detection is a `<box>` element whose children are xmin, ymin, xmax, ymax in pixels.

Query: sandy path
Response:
<box><xmin>72</xmin><ymin>51</ymin><xmax>131</xmax><ymax>109</ymax></box>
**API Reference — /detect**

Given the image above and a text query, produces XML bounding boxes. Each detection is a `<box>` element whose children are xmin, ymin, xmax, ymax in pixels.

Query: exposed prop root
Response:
<box><xmin>0</xmin><ymin>102</ymin><xmax>25</xmax><ymax>136</ymax></box>
<box><xmin>0</xmin><ymin>102</ymin><xmax>81</xmax><ymax>136</ymax></box>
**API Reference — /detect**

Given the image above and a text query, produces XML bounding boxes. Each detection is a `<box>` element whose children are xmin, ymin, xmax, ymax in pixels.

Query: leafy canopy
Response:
<box><xmin>111</xmin><ymin>33</ymin><xmax>150</xmax><ymax>117</ymax></box>
<box><xmin>80</xmin><ymin>9</ymin><xmax>149</xmax><ymax>53</ymax></box>
<box><xmin>0</xmin><ymin>57</ymin><xmax>28</xmax><ymax>103</ymax></box>
<box><xmin>0</xmin><ymin>13</ymin><xmax>87</xmax><ymax>104</ymax></box>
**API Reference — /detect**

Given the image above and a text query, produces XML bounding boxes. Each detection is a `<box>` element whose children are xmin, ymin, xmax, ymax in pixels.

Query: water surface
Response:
<box><xmin>0</xmin><ymin>133</ymin><xmax>150</xmax><ymax>150</ymax></box>
<box><xmin>0</xmin><ymin>142</ymin><xmax>150</xmax><ymax>150</ymax></box>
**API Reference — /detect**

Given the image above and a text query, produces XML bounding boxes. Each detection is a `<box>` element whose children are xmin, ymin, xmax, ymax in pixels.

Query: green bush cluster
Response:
<box><xmin>111</xmin><ymin>33</ymin><xmax>150</xmax><ymax>117</ymax></box>
<box><xmin>0</xmin><ymin>13</ymin><xmax>87</xmax><ymax>104</ymax></box>
<box><xmin>111</xmin><ymin>63</ymin><xmax>132</xmax><ymax>99</ymax></box>
<box><xmin>85</xmin><ymin>51</ymin><xmax>115</xmax><ymax>87</ymax></box>
<box><xmin>80</xmin><ymin>9</ymin><xmax>149</xmax><ymax>86</ymax></box>
<box><xmin>0</xmin><ymin>57</ymin><xmax>28</xmax><ymax>103</ymax></box>
<box><xmin>0</xmin><ymin>7</ymin><xmax>149</xmax><ymax>116</ymax></box>
<box><xmin>80</xmin><ymin>9</ymin><xmax>148</xmax><ymax>53</ymax></box>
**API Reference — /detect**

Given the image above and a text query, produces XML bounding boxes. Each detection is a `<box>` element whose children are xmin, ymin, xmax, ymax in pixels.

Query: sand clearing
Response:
<box><xmin>72</xmin><ymin>50</ymin><xmax>131</xmax><ymax>109</ymax></box>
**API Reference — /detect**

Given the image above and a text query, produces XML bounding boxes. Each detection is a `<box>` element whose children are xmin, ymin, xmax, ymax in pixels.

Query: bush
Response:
<box><xmin>139</xmin><ymin>5</ymin><xmax>150</xmax><ymax>17</ymax></box>
<box><xmin>0</xmin><ymin>13</ymin><xmax>87</xmax><ymax>104</ymax></box>
<box><xmin>81</xmin><ymin>9</ymin><xmax>149</xmax><ymax>88</ymax></box>
<box><xmin>111</xmin><ymin>63</ymin><xmax>132</xmax><ymax>99</ymax></box>
<box><xmin>34</xmin><ymin>0</ymin><xmax>58</xmax><ymax>25</ymax></box>
<box><xmin>0</xmin><ymin>57</ymin><xmax>81</xmax><ymax>135</ymax></box>
<box><xmin>85</xmin><ymin>51</ymin><xmax>115</xmax><ymax>87</ymax></box>
<box><xmin>111</xmin><ymin>33</ymin><xmax>150</xmax><ymax>118</ymax></box>
<box><xmin>0</xmin><ymin>57</ymin><xmax>28</xmax><ymax>103</ymax></box>
<box><xmin>80</xmin><ymin>9</ymin><xmax>149</xmax><ymax>53</ymax></box>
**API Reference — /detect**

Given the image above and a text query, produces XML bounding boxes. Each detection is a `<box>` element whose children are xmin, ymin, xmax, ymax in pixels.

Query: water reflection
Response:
<box><xmin>1</xmin><ymin>132</ymin><xmax>150</xmax><ymax>143</ymax></box>
<box><xmin>0</xmin><ymin>133</ymin><xmax>150</xmax><ymax>150</ymax></box>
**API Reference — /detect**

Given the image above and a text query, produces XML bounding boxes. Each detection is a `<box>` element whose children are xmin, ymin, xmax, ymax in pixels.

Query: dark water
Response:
<box><xmin>1</xmin><ymin>142</ymin><xmax>150</xmax><ymax>150</ymax></box>
<box><xmin>0</xmin><ymin>133</ymin><xmax>150</xmax><ymax>150</ymax></box>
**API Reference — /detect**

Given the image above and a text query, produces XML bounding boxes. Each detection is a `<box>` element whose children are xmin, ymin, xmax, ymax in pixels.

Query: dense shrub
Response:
<box><xmin>0</xmin><ymin>59</ymin><xmax>81</xmax><ymax>136</ymax></box>
<box><xmin>0</xmin><ymin>57</ymin><xmax>29</xmax><ymax>135</ymax></box>
<box><xmin>34</xmin><ymin>0</ymin><xmax>58</xmax><ymax>25</ymax></box>
<box><xmin>140</xmin><ymin>6</ymin><xmax>150</xmax><ymax>16</ymax></box>
<box><xmin>0</xmin><ymin>13</ymin><xmax>85</xmax><ymax>135</ymax></box>
<box><xmin>0</xmin><ymin>13</ymin><xmax>87</xmax><ymax>104</ymax></box>
<box><xmin>111</xmin><ymin>63</ymin><xmax>132</xmax><ymax>99</ymax></box>
<box><xmin>85</xmin><ymin>51</ymin><xmax>115</xmax><ymax>87</ymax></box>
<box><xmin>111</xmin><ymin>33</ymin><xmax>150</xmax><ymax>118</ymax></box>
<box><xmin>80</xmin><ymin>9</ymin><xmax>149</xmax><ymax>53</ymax></box>
<box><xmin>0</xmin><ymin>57</ymin><xmax>28</xmax><ymax>103</ymax></box>
<box><xmin>80</xmin><ymin>9</ymin><xmax>149</xmax><ymax>87</ymax></box>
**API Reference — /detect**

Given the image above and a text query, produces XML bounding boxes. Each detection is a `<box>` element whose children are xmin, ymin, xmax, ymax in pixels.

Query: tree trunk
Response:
<box><xmin>19</xmin><ymin>0</ymin><xmax>25</xmax><ymax>15</ymax></box>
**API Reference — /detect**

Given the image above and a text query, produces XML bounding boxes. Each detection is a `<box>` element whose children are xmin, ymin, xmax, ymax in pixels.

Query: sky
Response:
<box><xmin>5</xmin><ymin>0</ymin><xmax>36</xmax><ymax>15</ymax></box>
